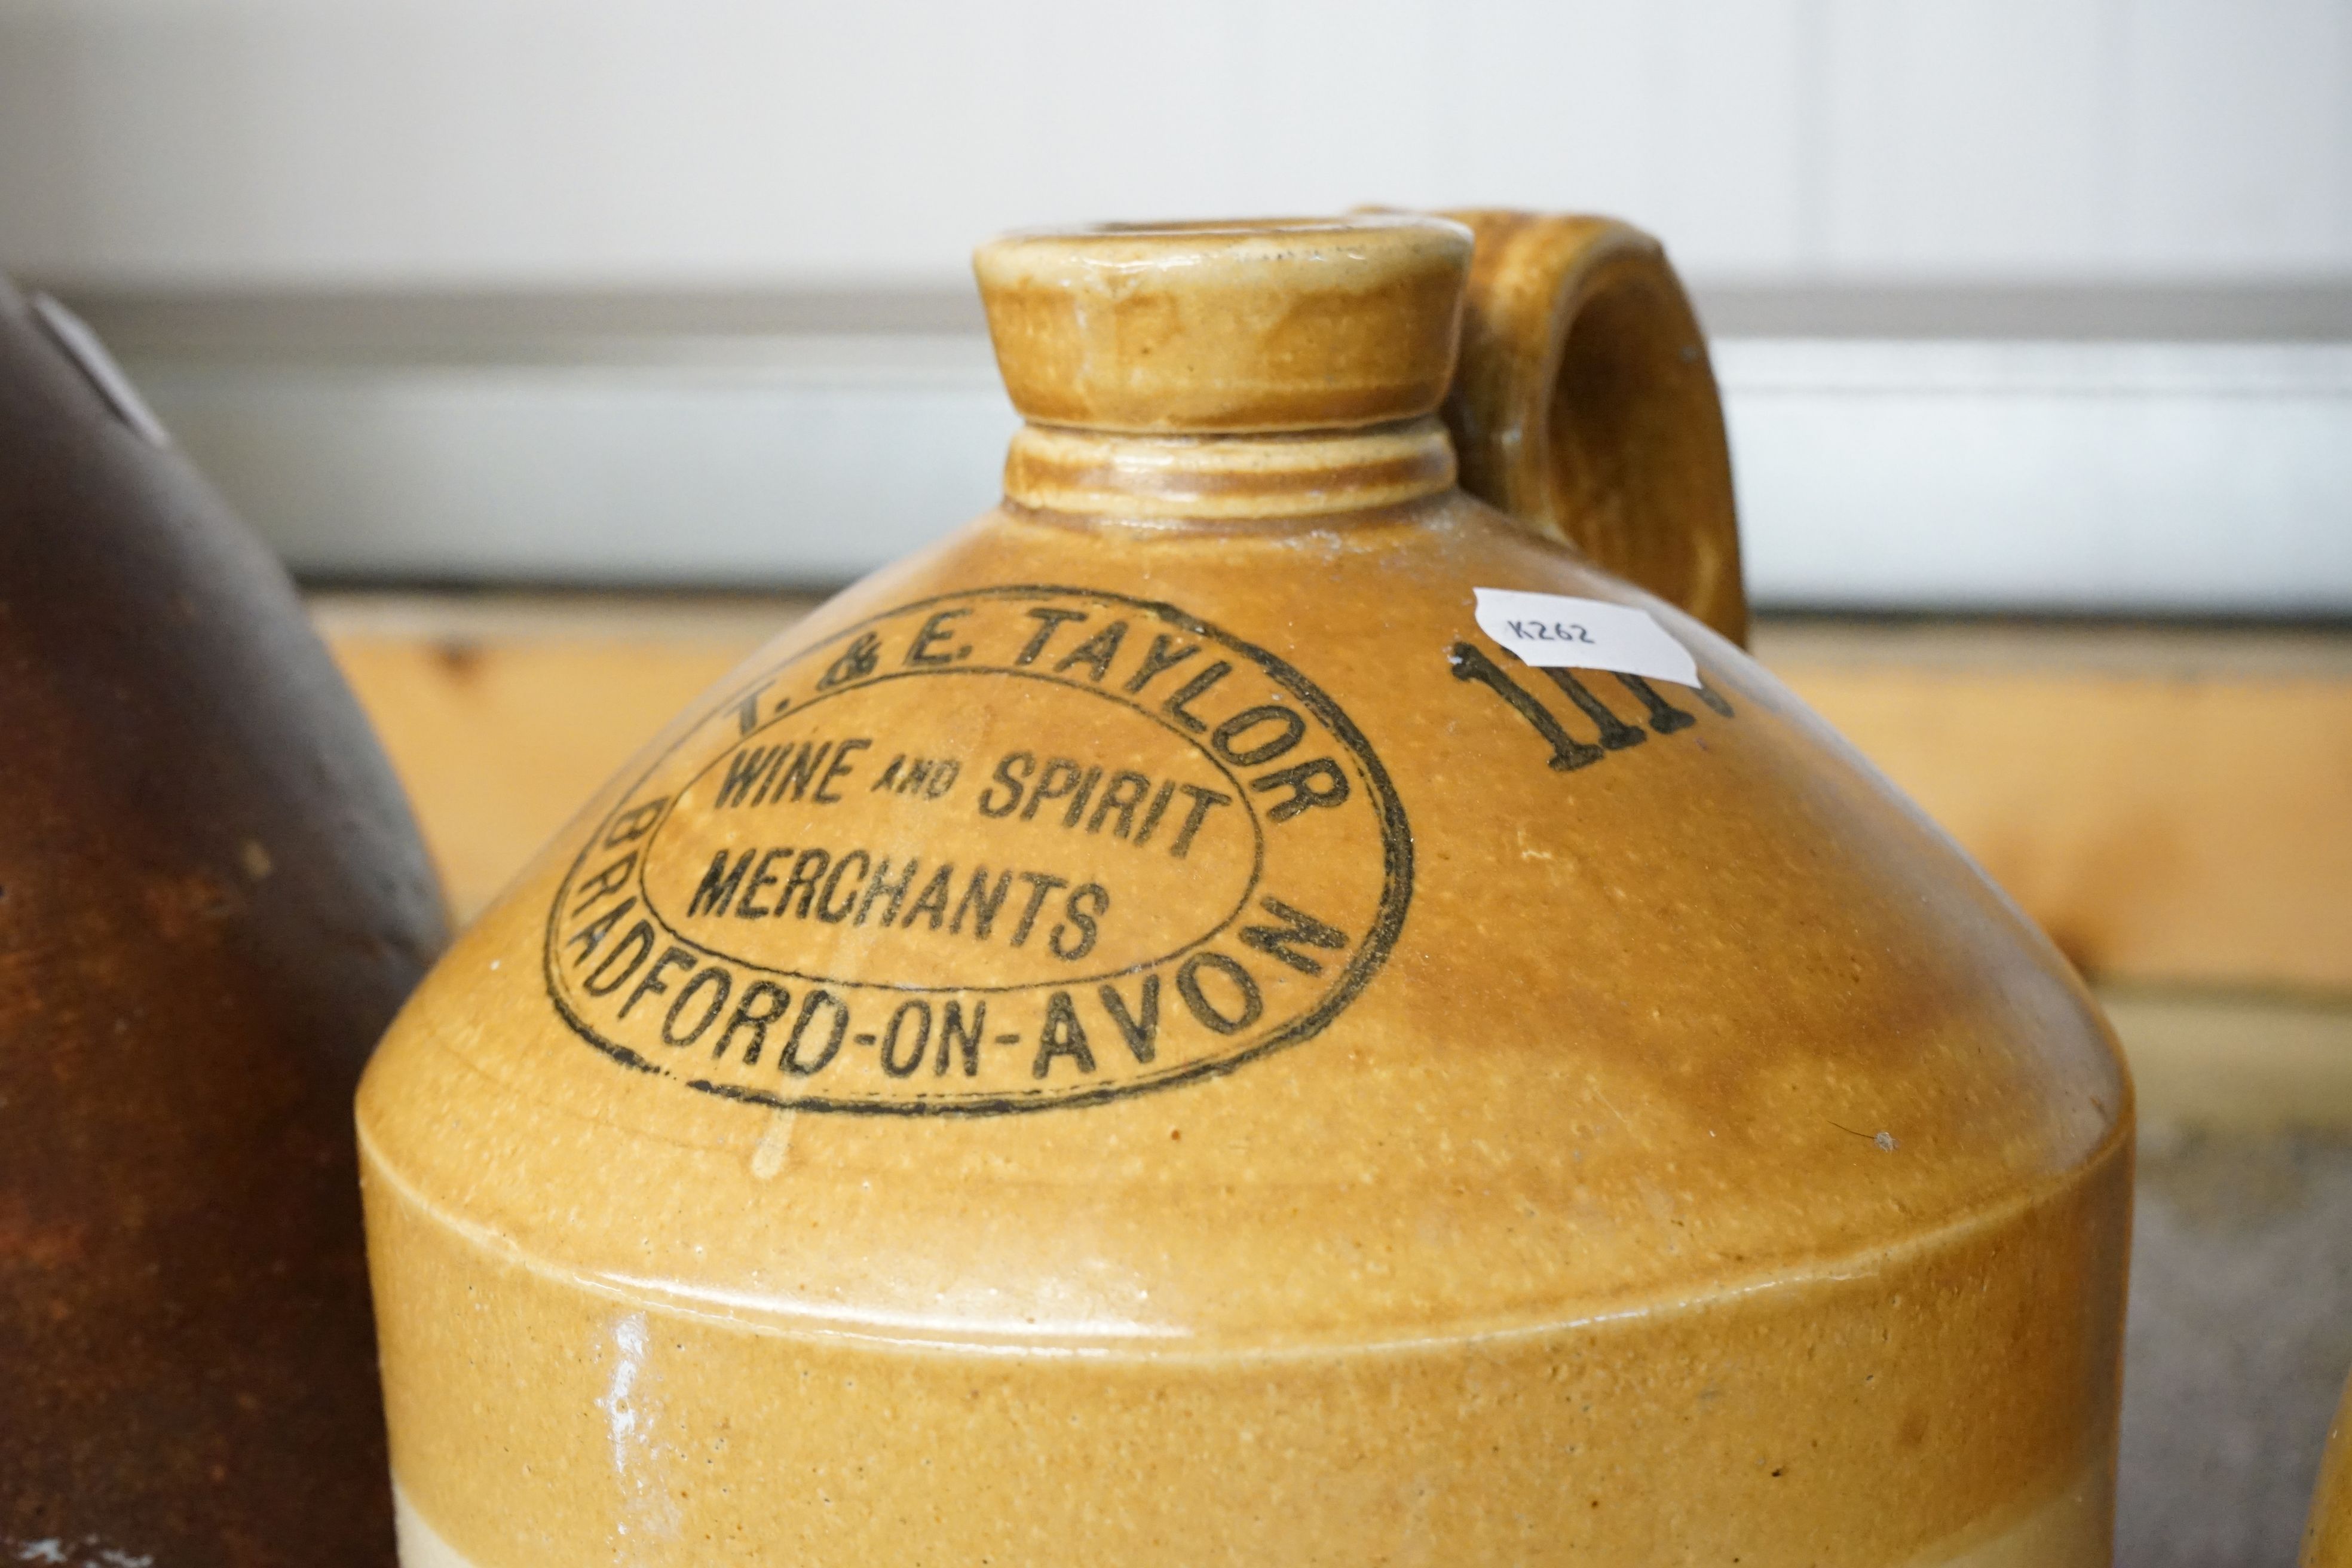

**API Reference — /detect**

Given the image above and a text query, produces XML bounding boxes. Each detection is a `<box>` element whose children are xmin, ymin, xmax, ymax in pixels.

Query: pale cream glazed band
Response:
<box><xmin>393</xmin><ymin>1465</ymin><xmax>2107</xmax><ymax>1568</ymax></box>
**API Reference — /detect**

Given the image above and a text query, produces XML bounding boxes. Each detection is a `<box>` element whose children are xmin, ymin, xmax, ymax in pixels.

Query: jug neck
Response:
<box><xmin>1002</xmin><ymin>416</ymin><xmax>1457</xmax><ymax>522</ymax></box>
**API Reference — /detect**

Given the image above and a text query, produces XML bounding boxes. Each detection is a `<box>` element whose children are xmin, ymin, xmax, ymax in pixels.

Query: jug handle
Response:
<box><xmin>1438</xmin><ymin>210</ymin><xmax>1750</xmax><ymax>646</ymax></box>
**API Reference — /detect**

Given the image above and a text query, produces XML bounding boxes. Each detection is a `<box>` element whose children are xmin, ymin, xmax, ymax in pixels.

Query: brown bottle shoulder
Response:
<box><xmin>0</xmin><ymin>283</ymin><xmax>443</xmax><ymax>1561</ymax></box>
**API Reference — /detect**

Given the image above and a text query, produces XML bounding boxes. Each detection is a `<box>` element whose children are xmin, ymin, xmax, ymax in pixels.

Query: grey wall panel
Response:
<box><xmin>128</xmin><ymin>338</ymin><xmax>2352</xmax><ymax>611</ymax></box>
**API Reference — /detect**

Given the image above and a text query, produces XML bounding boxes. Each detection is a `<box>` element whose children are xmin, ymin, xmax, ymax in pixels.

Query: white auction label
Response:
<box><xmin>1471</xmin><ymin>588</ymin><xmax>1700</xmax><ymax>687</ymax></box>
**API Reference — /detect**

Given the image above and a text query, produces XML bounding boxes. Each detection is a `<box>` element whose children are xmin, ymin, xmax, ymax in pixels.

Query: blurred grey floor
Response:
<box><xmin>2120</xmin><ymin>1129</ymin><xmax>2352</xmax><ymax>1567</ymax></box>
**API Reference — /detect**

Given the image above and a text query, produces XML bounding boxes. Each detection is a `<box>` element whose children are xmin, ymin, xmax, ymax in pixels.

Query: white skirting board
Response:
<box><xmin>120</xmin><ymin>336</ymin><xmax>2352</xmax><ymax>613</ymax></box>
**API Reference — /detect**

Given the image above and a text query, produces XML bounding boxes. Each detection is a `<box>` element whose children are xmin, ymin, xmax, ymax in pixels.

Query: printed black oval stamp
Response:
<box><xmin>543</xmin><ymin>584</ymin><xmax>1413</xmax><ymax>1114</ymax></box>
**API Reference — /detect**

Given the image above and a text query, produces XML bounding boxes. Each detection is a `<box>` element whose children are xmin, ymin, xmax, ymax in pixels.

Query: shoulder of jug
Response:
<box><xmin>357</xmin><ymin>498</ymin><xmax>2126</xmax><ymax>1352</ymax></box>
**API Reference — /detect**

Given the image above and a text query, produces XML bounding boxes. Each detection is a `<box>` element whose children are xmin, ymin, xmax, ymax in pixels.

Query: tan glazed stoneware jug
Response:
<box><xmin>2308</xmin><ymin>1375</ymin><xmax>2352</xmax><ymax>1567</ymax></box>
<box><xmin>359</xmin><ymin>213</ymin><xmax>2132</xmax><ymax>1566</ymax></box>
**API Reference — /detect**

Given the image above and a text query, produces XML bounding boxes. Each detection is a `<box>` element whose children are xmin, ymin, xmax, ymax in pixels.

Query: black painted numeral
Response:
<box><xmin>1542</xmin><ymin>669</ymin><xmax>1647</xmax><ymax>749</ymax></box>
<box><xmin>1613</xmin><ymin>673</ymin><xmax>1696</xmax><ymax>734</ymax></box>
<box><xmin>1450</xmin><ymin>642</ymin><xmax>1734</xmax><ymax>775</ymax></box>
<box><xmin>1447</xmin><ymin>642</ymin><xmax>1604</xmax><ymax>771</ymax></box>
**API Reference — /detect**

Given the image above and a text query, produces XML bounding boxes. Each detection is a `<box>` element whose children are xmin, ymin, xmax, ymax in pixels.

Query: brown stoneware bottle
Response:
<box><xmin>0</xmin><ymin>281</ymin><xmax>445</xmax><ymax>1564</ymax></box>
<box><xmin>360</xmin><ymin>215</ymin><xmax>2130</xmax><ymax>1566</ymax></box>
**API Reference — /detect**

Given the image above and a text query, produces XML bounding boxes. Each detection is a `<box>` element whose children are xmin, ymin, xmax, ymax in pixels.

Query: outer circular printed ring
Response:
<box><xmin>543</xmin><ymin>584</ymin><xmax>1413</xmax><ymax>1116</ymax></box>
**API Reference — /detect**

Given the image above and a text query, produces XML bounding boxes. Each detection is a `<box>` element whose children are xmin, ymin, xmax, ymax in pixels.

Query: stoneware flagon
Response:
<box><xmin>359</xmin><ymin>213</ymin><xmax>2133</xmax><ymax>1565</ymax></box>
<box><xmin>0</xmin><ymin>281</ymin><xmax>446</xmax><ymax>1564</ymax></box>
<box><xmin>2308</xmin><ymin>1375</ymin><xmax>2352</xmax><ymax>1567</ymax></box>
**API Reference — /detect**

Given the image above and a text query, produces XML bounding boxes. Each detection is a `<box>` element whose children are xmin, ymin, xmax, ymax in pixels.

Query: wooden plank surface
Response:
<box><xmin>1754</xmin><ymin>620</ymin><xmax>2352</xmax><ymax>993</ymax></box>
<box><xmin>320</xmin><ymin>594</ymin><xmax>791</xmax><ymax>922</ymax></box>
<box><xmin>317</xmin><ymin>595</ymin><xmax>2352</xmax><ymax>996</ymax></box>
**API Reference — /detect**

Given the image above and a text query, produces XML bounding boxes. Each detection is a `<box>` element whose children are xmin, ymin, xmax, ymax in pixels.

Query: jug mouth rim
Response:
<box><xmin>1006</xmin><ymin>212</ymin><xmax>1450</xmax><ymax>237</ymax></box>
<box><xmin>978</xmin><ymin>212</ymin><xmax>1471</xmax><ymax>265</ymax></box>
<box><xmin>973</xmin><ymin>213</ymin><xmax>1472</xmax><ymax>434</ymax></box>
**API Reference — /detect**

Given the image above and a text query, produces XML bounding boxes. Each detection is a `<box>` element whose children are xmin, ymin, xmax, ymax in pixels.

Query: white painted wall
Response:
<box><xmin>9</xmin><ymin>1</ymin><xmax>2347</xmax><ymax>607</ymax></box>
<box><xmin>4</xmin><ymin>0</ymin><xmax>2349</xmax><ymax>289</ymax></box>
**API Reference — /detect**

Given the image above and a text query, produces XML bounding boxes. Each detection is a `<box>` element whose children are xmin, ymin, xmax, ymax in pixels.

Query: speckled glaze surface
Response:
<box><xmin>359</xmin><ymin>215</ymin><xmax>2132</xmax><ymax>1564</ymax></box>
<box><xmin>2308</xmin><ymin>1378</ymin><xmax>2352</xmax><ymax>1566</ymax></box>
